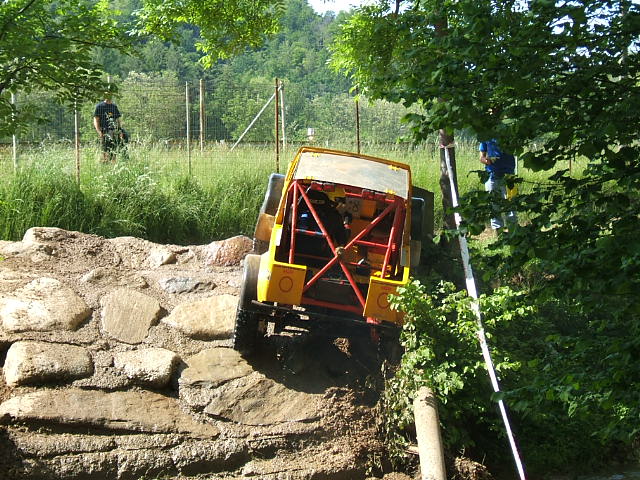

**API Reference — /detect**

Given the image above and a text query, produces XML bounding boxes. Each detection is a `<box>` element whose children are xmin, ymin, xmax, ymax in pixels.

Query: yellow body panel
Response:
<box><xmin>364</xmin><ymin>268</ymin><xmax>409</xmax><ymax>324</ymax></box>
<box><xmin>261</xmin><ymin>147</ymin><xmax>419</xmax><ymax>321</ymax></box>
<box><xmin>257</xmin><ymin>254</ymin><xmax>307</xmax><ymax>305</ymax></box>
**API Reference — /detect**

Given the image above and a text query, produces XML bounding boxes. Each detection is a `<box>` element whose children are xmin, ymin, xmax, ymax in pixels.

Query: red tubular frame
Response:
<box><xmin>285</xmin><ymin>179</ymin><xmax>405</xmax><ymax>315</ymax></box>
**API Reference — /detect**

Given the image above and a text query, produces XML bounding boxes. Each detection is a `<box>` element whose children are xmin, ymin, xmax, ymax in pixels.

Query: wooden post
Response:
<box><xmin>10</xmin><ymin>92</ymin><xmax>17</xmax><ymax>170</ymax></box>
<box><xmin>439</xmin><ymin>131</ymin><xmax>457</xmax><ymax>231</ymax></box>
<box><xmin>355</xmin><ymin>88</ymin><xmax>361</xmax><ymax>154</ymax></box>
<box><xmin>414</xmin><ymin>387</ymin><xmax>447</xmax><ymax>480</ymax></box>
<box><xmin>279</xmin><ymin>81</ymin><xmax>286</xmax><ymax>150</ymax></box>
<box><xmin>74</xmin><ymin>99</ymin><xmax>80</xmax><ymax>184</ymax></box>
<box><xmin>199</xmin><ymin>78</ymin><xmax>205</xmax><ymax>153</ymax></box>
<box><xmin>275</xmin><ymin>78</ymin><xmax>280</xmax><ymax>173</ymax></box>
<box><xmin>434</xmin><ymin>13</ymin><xmax>458</xmax><ymax>233</ymax></box>
<box><xmin>186</xmin><ymin>82</ymin><xmax>192</xmax><ymax>176</ymax></box>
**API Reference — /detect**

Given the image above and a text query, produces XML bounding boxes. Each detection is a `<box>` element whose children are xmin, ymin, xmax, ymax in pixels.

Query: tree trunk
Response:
<box><xmin>438</xmin><ymin>128</ymin><xmax>457</xmax><ymax>231</ymax></box>
<box><xmin>435</xmin><ymin>7</ymin><xmax>459</xmax><ymax>237</ymax></box>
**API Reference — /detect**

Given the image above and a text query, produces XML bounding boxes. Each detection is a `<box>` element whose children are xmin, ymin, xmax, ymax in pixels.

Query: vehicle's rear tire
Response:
<box><xmin>379</xmin><ymin>329</ymin><xmax>403</xmax><ymax>365</ymax></box>
<box><xmin>233</xmin><ymin>254</ymin><xmax>261</xmax><ymax>355</ymax></box>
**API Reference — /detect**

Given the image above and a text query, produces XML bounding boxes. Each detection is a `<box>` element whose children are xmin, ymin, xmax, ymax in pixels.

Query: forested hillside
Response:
<box><xmin>6</xmin><ymin>0</ymin><xmax>416</xmax><ymax>146</ymax></box>
<box><xmin>94</xmin><ymin>0</ymin><xmax>349</xmax><ymax>92</ymax></box>
<box><xmin>87</xmin><ymin>0</ymin><xmax>379</xmax><ymax>144</ymax></box>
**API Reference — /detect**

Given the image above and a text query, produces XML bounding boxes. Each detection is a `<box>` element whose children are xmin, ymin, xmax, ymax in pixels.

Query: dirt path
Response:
<box><xmin>0</xmin><ymin>227</ymin><xmax>406</xmax><ymax>479</ymax></box>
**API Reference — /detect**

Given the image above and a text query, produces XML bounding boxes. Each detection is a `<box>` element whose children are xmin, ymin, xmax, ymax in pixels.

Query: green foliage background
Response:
<box><xmin>331</xmin><ymin>0</ymin><xmax>640</xmax><ymax>475</ymax></box>
<box><xmin>3</xmin><ymin>0</ymin><xmax>640</xmax><ymax>476</ymax></box>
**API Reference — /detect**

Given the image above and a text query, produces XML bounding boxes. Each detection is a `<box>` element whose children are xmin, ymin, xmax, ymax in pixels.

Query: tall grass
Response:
<box><xmin>0</xmin><ymin>142</ymin><xmax>575</xmax><ymax>243</ymax></box>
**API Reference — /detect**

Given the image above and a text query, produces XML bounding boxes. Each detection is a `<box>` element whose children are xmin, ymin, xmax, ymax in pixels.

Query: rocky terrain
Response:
<box><xmin>0</xmin><ymin>227</ymin><xmax>403</xmax><ymax>480</ymax></box>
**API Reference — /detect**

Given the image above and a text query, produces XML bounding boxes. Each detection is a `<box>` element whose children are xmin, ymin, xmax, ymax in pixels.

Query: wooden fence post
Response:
<box><xmin>275</xmin><ymin>78</ymin><xmax>280</xmax><ymax>173</ymax></box>
<box><xmin>199</xmin><ymin>78</ymin><xmax>205</xmax><ymax>153</ymax></box>
<box><xmin>186</xmin><ymin>82</ymin><xmax>192</xmax><ymax>176</ymax></box>
<box><xmin>11</xmin><ymin>92</ymin><xmax>18</xmax><ymax>170</ymax></box>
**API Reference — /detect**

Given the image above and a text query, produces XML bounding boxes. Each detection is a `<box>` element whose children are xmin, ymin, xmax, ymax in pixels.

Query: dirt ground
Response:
<box><xmin>0</xmin><ymin>227</ymin><xmax>492</xmax><ymax>480</ymax></box>
<box><xmin>0</xmin><ymin>228</ymin><xmax>415</xmax><ymax>479</ymax></box>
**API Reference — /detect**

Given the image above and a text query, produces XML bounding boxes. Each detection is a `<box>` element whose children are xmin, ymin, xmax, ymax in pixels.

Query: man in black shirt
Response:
<box><xmin>93</xmin><ymin>93</ymin><xmax>123</xmax><ymax>162</ymax></box>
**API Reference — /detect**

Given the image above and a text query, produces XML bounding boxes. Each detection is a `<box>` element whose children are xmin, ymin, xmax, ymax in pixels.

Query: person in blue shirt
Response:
<box><xmin>479</xmin><ymin>139</ymin><xmax>517</xmax><ymax>230</ymax></box>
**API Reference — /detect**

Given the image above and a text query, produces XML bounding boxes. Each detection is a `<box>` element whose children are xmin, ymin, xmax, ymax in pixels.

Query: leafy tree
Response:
<box><xmin>134</xmin><ymin>0</ymin><xmax>286</xmax><ymax>67</ymax></box>
<box><xmin>1</xmin><ymin>0</ymin><xmax>288</xmax><ymax>137</ymax></box>
<box><xmin>331</xmin><ymin>0</ymin><xmax>640</xmax><ymax>473</ymax></box>
<box><xmin>0</xmin><ymin>0</ymin><xmax>130</xmax><ymax>136</ymax></box>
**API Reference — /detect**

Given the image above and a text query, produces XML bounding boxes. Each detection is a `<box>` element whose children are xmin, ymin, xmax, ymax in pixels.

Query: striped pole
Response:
<box><xmin>442</xmin><ymin>145</ymin><xmax>527</xmax><ymax>480</ymax></box>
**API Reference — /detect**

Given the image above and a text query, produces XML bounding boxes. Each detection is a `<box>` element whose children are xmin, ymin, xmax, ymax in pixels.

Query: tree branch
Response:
<box><xmin>0</xmin><ymin>0</ymin><xmax>40</xmax><ymax>42</ymax></box>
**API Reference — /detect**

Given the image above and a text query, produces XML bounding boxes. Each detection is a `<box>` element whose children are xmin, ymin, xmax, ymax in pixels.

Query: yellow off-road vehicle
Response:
<box><xmin>233</xmin><ymin>147</ymin><xmax>433</xmax><ymax>355</ymax></box>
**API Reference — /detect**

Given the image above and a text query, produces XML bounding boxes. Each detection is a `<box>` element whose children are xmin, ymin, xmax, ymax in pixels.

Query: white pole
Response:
<box><xmin>230</xmin><ymin>91</ymin><xmax>277</xmax><ymax>152</ymax></box>
<box><xmin>279</xmin><ymin>82</ymin><xmax>286</xmax><ymax>149</ymax></box>
<box><xmin>442</xmin><ymin>145</ymin><xmax>527</xmax><ymax>480</ymax></box>
<box><xmin>11</xmin><ymin>92</ymin><xmax>17</xmax><ymax>170</ymax></box>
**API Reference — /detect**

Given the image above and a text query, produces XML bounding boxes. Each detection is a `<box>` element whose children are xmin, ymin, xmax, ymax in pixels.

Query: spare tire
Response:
<box><xmin>253</xmin><ymin>173</ymin><xmax>285</xmax><ymax>254</ymax></box>
<box><xmin>262</xmin><ymin>173</ymin><xmax>285</xmax><ymax>216</ymax></box>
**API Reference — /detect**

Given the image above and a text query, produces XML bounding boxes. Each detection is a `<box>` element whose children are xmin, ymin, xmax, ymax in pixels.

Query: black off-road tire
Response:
<box><xmin>233</xmin><ymin>254</ymin><xmax>261</xmax><ymax>355</ymax></box>
<box><xmin>233</xmin><ymin>309</ymin><xmax>260</xmax><ymax>355</ymax></box>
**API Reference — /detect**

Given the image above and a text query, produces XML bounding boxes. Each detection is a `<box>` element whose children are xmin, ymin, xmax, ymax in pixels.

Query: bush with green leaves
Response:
<box><xmin>387</xmin><ymin>266</ymin><xmax>637</xmax><ymax>474</ymax></box>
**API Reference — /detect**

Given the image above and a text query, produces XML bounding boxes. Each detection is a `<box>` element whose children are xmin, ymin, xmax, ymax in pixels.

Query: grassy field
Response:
<box><xmin>0</xmin><ymin>141</ymin><xmax>575</xmax><ymax>244</ymax></box>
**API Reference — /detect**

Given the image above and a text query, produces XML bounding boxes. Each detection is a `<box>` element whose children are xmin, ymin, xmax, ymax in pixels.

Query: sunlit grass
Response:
<box><xmin>0</xmin><ymin>142</ymin><xmax>583</xmax><ymax>243</ymax></box>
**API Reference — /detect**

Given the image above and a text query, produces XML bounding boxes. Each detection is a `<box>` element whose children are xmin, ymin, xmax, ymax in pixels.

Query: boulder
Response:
<box><xmin>3</xmin><ymin>341</ymin><xmax>94</xmax><ymax>386</ymax></box>
<box><xmin>179</xmin><ymin>348</ymin><xmax>253</xmax><ymax>389</ymax></box>
<box><xmin>81</xmin><ymin>268</ymin><xmax>148</xmax><ymax>289</ymax></box>
<box><xmin>113</xmin><ymin>348</ymin><xmax>179</xmax><ymax>388</ymax></box>
<box><xmin>0</xmin><ymin>389</ymin><xmax>219</xmax><ymax>437</ymax></box>
<box><xmin>161</xmin><ymin>294</ymin><xmax>238</xmax><ymax>339</ymax></box>
<box><xmin>204</xmin><ymin>373</ymin><xmax>322</xmax><ymax>426</ymax></box>
<box><xmin>204</xmin><ymin>235</ymin><xmax>252</xmax><ymax>267</ymax></box>
<box><xmin>0</xmin><ymin>277</ymin><xmax>91</xmax><ymax>332</ymax></box>
<box><xmin>158</xmin><ymin>277</ymin><xmax>216</xmax><ymax>294</ymax></box>
<box><xmin>100</xmin><ymin>288</ymin><xmax>163</xmax><ymax>344</ymax></box>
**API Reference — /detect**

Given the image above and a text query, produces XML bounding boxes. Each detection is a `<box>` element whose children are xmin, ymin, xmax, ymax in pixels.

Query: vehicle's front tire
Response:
<box><xmin>233</xmin><ymin>254</ymin><xmax>261</xmax><ymax>355</ymax></box>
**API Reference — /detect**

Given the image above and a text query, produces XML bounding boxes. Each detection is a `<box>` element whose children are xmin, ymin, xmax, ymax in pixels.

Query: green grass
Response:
<box><xmin>0</xmin><ymin>141</ymin><xmax>580</xmax><ymax>243</ymax></box>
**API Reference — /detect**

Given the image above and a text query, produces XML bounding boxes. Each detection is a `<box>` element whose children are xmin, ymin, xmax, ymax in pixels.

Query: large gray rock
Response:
<box><xmin>162</xmin><ymin>295</ymin><xmax>238</xmax><ymax>339</ymax></box>
<box><xmin>80</xmin><ymin>267</ymin><xmax>149</xmax><ymax>289</ymax></box>
<box><xmin>179</xmin><ymin>348</ymin><xmax>253</xmax><ymax>389</ymax></box>
<box><xmin>100</xmin><ymin>288</ymin><xmax>163</xmax><ymax>344</ymax></box>
<box><xmin>0</xmin><ymin>389</ymin><xmax>219</xmax><ymax>437</ymax></box>
<box><xmin>205</xmin><ymin>373</ymin><xmax>322</xmax><ymax>426</ymax></box>
<box><xmin>204</xmin><ymin>235</ymin><xmax>252</xmax><ymax>267</ymax></box>
<box><xmin>0</xmin><ymin>277</ymin><xmax>91</xmax><ymax>332</ymax></box>
<box><xmin>113</xmin><ymin>348</ymin><xmax>179</xmax><ymax>388</ymax></box>
<box><xmin>3</xmin><ymin>341</ymin><xmax>94</xmax><ymax>386</ymax></box>
<box><xmin>158</xmin><ymin>277</ymin><xmax>216</xmax><ymax>294</ymax></box>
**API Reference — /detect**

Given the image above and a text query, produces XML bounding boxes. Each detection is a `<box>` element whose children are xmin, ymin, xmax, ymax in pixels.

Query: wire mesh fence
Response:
<box><xmin>0</xmin><ymin>76</ymin><xmax>430</xmax><ymax>183</ymax></box>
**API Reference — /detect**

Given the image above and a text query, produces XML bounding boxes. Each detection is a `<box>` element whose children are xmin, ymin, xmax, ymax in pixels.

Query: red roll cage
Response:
<box><xmin>282</xmin><ymin>179</ymin><xmax>406</xmax><ymax>316</ymax></box>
